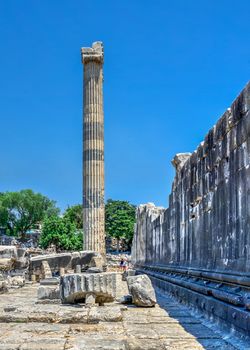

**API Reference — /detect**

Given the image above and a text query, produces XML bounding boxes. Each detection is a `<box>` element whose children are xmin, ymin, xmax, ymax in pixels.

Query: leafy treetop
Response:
<box><xmin>63</xmin><ymin>204</ymin><xmax>83</xmax><ymax>230</ymax></box>
<box><xmin>105</xmin><ymin>199</ymin><xmax>136</xmax><ymax>247</ymax></box>
<box><xmin>0</xmin><ymin>189</ymin><xmax>59</xmax><ymax>239</ymax></box>
<box><xmin>39</xmin><ymin>215</ymin><xmax>82</xmax><ymax>251</ymax></box>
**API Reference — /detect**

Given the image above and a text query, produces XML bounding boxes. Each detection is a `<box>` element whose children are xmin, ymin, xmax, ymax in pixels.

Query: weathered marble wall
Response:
<box><xmin>132</xmin><ymin>82</ymin><xmax>250</xmax><ymax>274</ymax></box>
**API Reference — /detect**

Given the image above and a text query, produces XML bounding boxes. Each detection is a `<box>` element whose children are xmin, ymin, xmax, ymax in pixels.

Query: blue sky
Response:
<box><xmin>0</xmin><ymin>1</ymin><xmax>250</xmax><ymax>211</ymax></box>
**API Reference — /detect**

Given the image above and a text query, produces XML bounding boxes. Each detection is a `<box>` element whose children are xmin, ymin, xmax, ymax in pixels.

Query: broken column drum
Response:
<box><xmin>81</xmin><ymin>42</ymin><xmax>105</xmax><ymax>254</ymax></box>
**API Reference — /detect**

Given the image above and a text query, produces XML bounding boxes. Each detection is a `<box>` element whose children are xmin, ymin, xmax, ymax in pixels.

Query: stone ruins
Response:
<box><xmin>0</xmin><ymin>42</ymin><xmax>250</xmax><ymax>349</ymax></box>
<box><xmin>81</xmin><ymin>42</ymin><xmax>105</xmax><ymax>255</ymax></box>
<box><xmin>132</xmin><ymin>82</ymin><xmax>250</xmax><ymax>338</ymax></box>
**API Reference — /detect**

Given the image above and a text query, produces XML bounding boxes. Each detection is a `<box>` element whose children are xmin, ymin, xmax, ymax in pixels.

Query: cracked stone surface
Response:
<box><xmin>0</xmin><ymin>284</ymin><xmax>244</xmax><ymax>349</ymax></box>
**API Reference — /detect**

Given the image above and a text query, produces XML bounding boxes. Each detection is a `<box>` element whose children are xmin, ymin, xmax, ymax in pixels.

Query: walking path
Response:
<box><xmin>0</xmin><ymin>284</ymin><xmax>247</xmax><ymax>349</ymax></box>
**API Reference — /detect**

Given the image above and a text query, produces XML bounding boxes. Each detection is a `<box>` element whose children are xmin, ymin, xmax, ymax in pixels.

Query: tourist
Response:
<box><xmin>123</xmin><ymin>258</ymin><xmax>128</xmax><ymax>271</ymax></box>
<box><xmin>120</xmin><ymin>258</ymin><xmax>124</xmax><ymax>271</ymax></box>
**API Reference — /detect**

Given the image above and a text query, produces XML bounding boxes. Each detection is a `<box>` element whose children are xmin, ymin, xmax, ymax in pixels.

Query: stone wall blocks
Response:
<box><xmin>215</xmin><ymin>111</ymin><xmax>229</xmax><ymax>142</ymax></box>
<box><xmin>231</xmin><ymin>86</ymin><xmax>250</xmax><ymax>124</ymax></box>
<box><xmin>197</xmin><ymin>142</ymin><xmax>204</xmax><ymax>159</ymax></box>
<box><xmin>236</xmin><ymin>118</ymin><xmax>247</xmax><ymax>146</ymax></box>
<box><xmin>221</xmin><ymin>136</ymin><xmax>230</xmax><ymax>160</ymax></box>
<box><xmin>229</xmin><ymin>127</ymin><xmax>237</xmax><ymax>152</ymax></box>
<box><xmin>243</xmin><ymin>81</ymin><xmax>250</xmax><ymax>109</ymax></box>
<box><xmin>205</xmin><ymin>127</ymin><xmax>215</xmax><ymax>152</ymax></box>
<box><xmin>243</xmin><ymin>112</ymin><xmax>250</xmax><ymax>137</ymax></box>
<box><xmin>215</xmin><ymin>140</ymin><xmax>223</xmax><ymax>163</ymax></box>
<box><xmin>132</xmin><ymin>82</ymin><xmax>250</xmax><ymax>288</ymax></box>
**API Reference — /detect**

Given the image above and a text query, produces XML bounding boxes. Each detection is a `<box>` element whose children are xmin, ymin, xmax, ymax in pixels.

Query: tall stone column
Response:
<box><xmin>81</xmin><ymin>42</ymin><xmax>105</xmax><ymax>254</ymax></box>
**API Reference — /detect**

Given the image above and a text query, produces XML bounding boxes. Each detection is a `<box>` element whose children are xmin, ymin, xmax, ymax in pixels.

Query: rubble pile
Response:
<box><xmin>0</xmin><ymin>243</ymin><xmax>156</xmax><ymax>313</ymax></box>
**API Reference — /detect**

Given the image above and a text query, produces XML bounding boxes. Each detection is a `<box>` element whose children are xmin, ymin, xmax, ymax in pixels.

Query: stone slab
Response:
<box><xmin>40</xmin><ymin>277</ymin><xmax>59</xmax><ymax>285</ymax></box>
<box><xmin>0</xmin><ymin>280</ymin><xmax>245</xmax><ymax>350</ymax></box>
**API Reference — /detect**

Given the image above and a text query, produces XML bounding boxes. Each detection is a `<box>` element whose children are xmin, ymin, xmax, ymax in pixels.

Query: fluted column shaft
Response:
<box><xmin>81</xmin><ymin>42</ymin><xmax>105</xmax><ymax>254</ymax></box>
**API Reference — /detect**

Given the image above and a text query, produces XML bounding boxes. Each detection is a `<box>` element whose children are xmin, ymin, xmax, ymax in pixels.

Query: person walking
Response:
<box><xmin>120</xmin><ymin>258</ymin><xmax>124</xmax><ymax>271</ymax></box>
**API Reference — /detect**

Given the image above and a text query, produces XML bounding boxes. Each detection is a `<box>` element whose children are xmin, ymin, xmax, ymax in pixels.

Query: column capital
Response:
<box><xmin>81</xmin><ymin>41</ymin><xmax>104</xmax><ymax>64</ymax></box>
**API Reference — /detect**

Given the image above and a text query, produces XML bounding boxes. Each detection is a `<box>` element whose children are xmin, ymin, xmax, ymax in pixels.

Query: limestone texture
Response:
<box><xmin>0</xmin><ymin>279</ymin><xmax>8</xmax><ymax>294</ymax></box>
<box><xmin>15</xmin><ymin>248</ymin><xmax>28</xmax><ymax>269</ymax></box>
<box><xmin>30</xmin><ymin>253</ymin><xmax>72</xmax><ymax>279</ymax></box>
<box><xmin>29</xmin><ymin>250</ymin><xmax>105</xmax><ymax>280</ymax></box>
<box><xmin>127</xmin><ymin>274</ymin><xmax>156</xmax><ymax>307</ymax></box>
<box><xmin>7</xmin><ymin>276</ymin><xmax>25</xmax><ymax>288</ymax></box>
<box><xmin>0</xmin><ymin>246</ymin><xmax>17</xmax><ymax>271</ymax></box>
<box><xmin>60</xmin><ymin>272</ymin><xmax>120</xmax><ymax>304</ymax></box>
<box><xmin>0</xmin><ymin>283</ymin><xmax>245</xmax><ymax>350</ymax></box>
<box><xmin>41</xmin><ymin>261</ymin><xmax>52</xmax><ymax>279</ymax></box>
<box><xmin>37</xmin><ymin>285</ymin><xmax>60</xmax><ymax>300</ymax></box>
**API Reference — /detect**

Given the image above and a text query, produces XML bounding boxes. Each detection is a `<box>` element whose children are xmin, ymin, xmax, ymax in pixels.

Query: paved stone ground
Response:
<box><xmin>0</xmin><ymin>284</ymin><xmax>247</xmax><ymax>349</ymax></box>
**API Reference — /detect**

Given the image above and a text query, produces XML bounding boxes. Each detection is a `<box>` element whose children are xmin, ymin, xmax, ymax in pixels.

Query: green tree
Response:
<box><xmin>63</xmin><ymin>204</ymin><xmax>83</xmax><ymax>229</ymax></box>
<box><xmin>0</xmin><ymin>189</ymin><xmax>59</xmax><ymax>239</ymax></box>
<box><xmin>39</xmin><ymin>215</ymin><xmax>83</xmax><ymax>251</ymax></box>
<box><xmin>105</xmin><ymin>199</ymin><xmax>136</xmax><ymax>251</ymax></box>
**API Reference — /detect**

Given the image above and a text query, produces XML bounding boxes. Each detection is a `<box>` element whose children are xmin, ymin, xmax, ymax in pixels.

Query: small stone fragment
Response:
<box><xmin>75</xmin><ymin>264</ymin><xmax>81</xmax><ymax>273</ymax></box>
<box><xmin>127</xmin><ymin>274</ymin><xmax>156</xmax><ymax>307</ymax></box>
<box><xmin>86</xmin><ymin>267</ymin><xmax>103</xmax><ymax>273</ymax></box>
<box><xmin>37</xmin><ymin>285</ymin><xmax>60</xmax><ymax>300</ymax></box>
<box><xmin>8</xmin><ymin>276</ymin><xmax>25</xmax><ymax>288</ymax></box>
<box><xmin>85</xmin><ymin>292</ymin><xmax>96</xmax><ymax>305</ymax></box>
<box><xmin>40</xmin><ymin>277</ymin><xmax>59</xmax><ymax>286</ymax></box>
<box><xmin>4</xmin><ymin>305</ymin><xmax>17</xmax><ymax>312</ymax></box>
